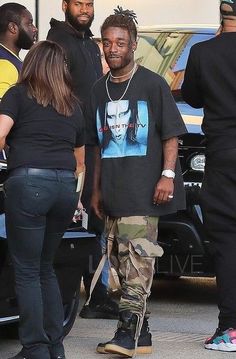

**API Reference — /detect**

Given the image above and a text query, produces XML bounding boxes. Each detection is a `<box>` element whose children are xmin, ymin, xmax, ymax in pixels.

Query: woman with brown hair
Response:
<box><xmin>0</xmin><ymin>40</ymin><xmax>85</xmax><ymax>359</ymax></box>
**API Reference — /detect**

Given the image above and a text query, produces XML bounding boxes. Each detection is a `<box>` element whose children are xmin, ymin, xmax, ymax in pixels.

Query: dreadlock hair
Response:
<box><xmin>101</xmin><ymin>5</ymin><xmax>138</xmax><ymax>42</ymax></box>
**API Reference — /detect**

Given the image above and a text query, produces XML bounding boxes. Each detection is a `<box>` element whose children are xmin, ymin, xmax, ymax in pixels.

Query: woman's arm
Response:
<box><xmin>74</xmin><ymin>145</ymin><xmax>86</xmax><ymax>196</ymax></box>
<box><xmin>0</xmin><ymin>115</ymin><xmax>14</xmax><ymax>150</ymax></box>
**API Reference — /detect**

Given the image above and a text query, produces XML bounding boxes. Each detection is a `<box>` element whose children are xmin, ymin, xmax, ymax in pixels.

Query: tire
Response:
<box><xmin>0</xmin><ymin>322</ymin><xmax>19</xmax><ymax>339</ymax></box>
<box><xmin>62</xmin><ymin>287</ymin><xmax>80</xmax><ymax>337</ymax></box>
<box><xmin>0</xmin><ymin>289</ymin><xmax>80</xmax><ymax>340</ymax></box>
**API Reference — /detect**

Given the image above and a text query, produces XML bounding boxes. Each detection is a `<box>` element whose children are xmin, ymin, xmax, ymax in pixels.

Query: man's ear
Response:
<box><xmin>8</xmin><ymin>22</ymin><xmax>18</xmax><ymax>35</ymax></box>
<box><xmin>62</xmin><ymin>0</ymin><xmax>68</xmax><ymax>14</ymax></box>
<box><xmin>132</xmin><ymin>41</ymin><xmax>137</xmax><ymax>53</ymax></box>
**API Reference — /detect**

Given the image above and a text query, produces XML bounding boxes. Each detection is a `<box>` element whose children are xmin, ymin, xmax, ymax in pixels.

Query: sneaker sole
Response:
<box><xmin>136</xmin><ymin>346</ymin><xmax>152</xmax><ymax>354</ymax></box>
<box><xmin>105</xmin><ymin>344</ymin><xmax>135</xmax><ymax>357</ymax></box>
<box><xmin>96</xmin><ymin>345</ymin><xmax>152</xmax><ymax>355</ymax></box>
<box><xmin>205</xmin><ymin>343</ymin><xmax>236</xmax><ymax>352</ymax></box>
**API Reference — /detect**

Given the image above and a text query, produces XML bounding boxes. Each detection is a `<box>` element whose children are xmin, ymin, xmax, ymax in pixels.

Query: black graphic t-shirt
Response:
<box><xmin>87</xmin><ymin>66</ymin><xmax>187</xmax><ymax>217</ymax></box>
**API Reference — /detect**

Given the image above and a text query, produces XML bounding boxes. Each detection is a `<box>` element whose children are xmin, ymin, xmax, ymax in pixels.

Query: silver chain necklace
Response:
<box><xmin>110</xmin><ymin>65</ymin><xmax>136</xmax><ymax>79</ymax></box>
<box><xmin>105</xmin><ymin>63</ymin><xmax>137</xmax><ymax>102</ymax></box>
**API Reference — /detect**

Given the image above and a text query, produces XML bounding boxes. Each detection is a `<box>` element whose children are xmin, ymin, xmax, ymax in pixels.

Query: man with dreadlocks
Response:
<box><xmin>87</xmin><ymin>6</ymin><xmax>186</xmax><ymax>357</ymax></box>
<box><xmin>182</xmin><ymin>0</ymin><xmax>236</xmax><ymax>352</ymax></box>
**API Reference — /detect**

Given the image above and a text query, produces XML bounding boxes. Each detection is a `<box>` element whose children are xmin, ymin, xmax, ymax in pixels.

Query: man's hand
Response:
<box><xmin>91</xmin><ymin>190</ymin><xmax>104</xmax><ymax>219</ymax></box>
<box><xmin>153</xmin><ymin>176</ymin><xmax>174</xmax><ymax>205</ymax></box>
<box><xmin>153</xmin><ymin>136</ymin><xmax>177</xmax><ymax>205</ymax></box>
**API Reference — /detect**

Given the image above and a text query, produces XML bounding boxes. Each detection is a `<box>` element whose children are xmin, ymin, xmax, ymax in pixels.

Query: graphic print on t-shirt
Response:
<box><xmin>96</xmin><ymin>100</ymin><xmax>149</xmax><ymax>158</ymax></box>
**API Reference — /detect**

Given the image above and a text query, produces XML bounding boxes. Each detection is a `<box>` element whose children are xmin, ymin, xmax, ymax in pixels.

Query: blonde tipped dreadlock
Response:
<box><xmin>101</xmin><ymin>5</ymin><xmax>138</xmax><ymax>41</ymax></box>
<box><xmin>114</xmin><ymin>5</ymin><xmax>138</xmax><ymax>24</ymax></box>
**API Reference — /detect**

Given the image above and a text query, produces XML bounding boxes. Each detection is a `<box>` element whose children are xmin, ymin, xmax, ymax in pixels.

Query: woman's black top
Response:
<box><xmin>0</xmin><ymin>84</ymin><xmax>85</xmax><ymax>171</ymax></box>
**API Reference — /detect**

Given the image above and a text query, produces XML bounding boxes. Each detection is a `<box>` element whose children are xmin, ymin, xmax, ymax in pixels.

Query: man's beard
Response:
<box><xmin>16</xmin><ymin>27</ymin><xmax>34</xmax><ymax>50</ymax></box>
<box><xmin>65</xmin><ymin>9</ymin><xmax>94</xmax><ymax>32</ymax></box>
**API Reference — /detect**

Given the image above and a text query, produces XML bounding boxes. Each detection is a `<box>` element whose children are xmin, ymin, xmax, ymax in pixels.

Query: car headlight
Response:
<box><xmin>190</xmin><ymin>154</ymin><xmax>205</xmax><ymax>172</ymax></box>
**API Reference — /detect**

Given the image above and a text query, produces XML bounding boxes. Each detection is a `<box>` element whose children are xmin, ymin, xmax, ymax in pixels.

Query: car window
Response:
<box><xmin>135</xmin><ymin>29</ymin><xmax>214</xmax><ymax>131</ymax></box>
<box><xmin>135</xmin><ymin>31</ymin><xmax>213</xmax><ymax>97</ymax></box>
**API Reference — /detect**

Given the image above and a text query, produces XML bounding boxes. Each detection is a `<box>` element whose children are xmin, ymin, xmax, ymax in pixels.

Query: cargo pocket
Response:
<box><xmin>117</xmin><ymin>216</ymin><xmax>164</xmax><ymax>257</ymax></box>
<box><xmin>130</xmin><ymin>237</ymin><xmax>164</xmax><ymax>258</ymax></box>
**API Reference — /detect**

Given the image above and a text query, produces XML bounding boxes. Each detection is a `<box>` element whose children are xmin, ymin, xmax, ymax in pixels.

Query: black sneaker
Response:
<box><xmin>79</xmin><ymin>298</ymin><xmax>119</xmax><ymax>319</ymax></box>
<box><xmin>96</xmin><ymin>316</ymin><xmax>152</xmax><ymax>355</ymax></box>
<box><xmin>96</xmin><ymin>337</ymin><xmax>152</xmax><ymax>355</ymax></box>
<box><xmin>102</xmin><ymin>312</ymin><xmax>139</xmax><ymax>358</ymax></box>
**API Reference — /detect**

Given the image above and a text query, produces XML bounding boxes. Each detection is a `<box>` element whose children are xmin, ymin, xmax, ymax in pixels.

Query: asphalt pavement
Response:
<box><xmin>1</xmin><ymin>277</ymin><xmax>232</xmax><ymax>359</ymax></box>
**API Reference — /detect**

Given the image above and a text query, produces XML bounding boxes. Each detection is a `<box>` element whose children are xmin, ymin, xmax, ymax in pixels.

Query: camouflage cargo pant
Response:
<box><xmin>105</xmin><ymin>216</ymin><xmax>163</xmax><ymax>318</ymax></box>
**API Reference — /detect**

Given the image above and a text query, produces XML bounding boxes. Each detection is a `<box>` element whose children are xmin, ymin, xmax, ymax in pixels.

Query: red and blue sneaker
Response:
<box><xmin>205</xmin><ymin>328</ymin><xmax>236</xmax><ymax>351</ymax></box>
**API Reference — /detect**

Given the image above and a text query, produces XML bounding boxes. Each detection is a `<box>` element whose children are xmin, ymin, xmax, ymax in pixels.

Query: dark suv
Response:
<box><xmin>135</xmin><ymin>26</ymin><xmax>217</xmax><ymax>277</ymax></box>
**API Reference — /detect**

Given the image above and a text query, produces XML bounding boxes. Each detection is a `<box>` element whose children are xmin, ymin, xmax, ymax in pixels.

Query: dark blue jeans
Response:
<box><xmin>4</xmin><ymin>168</ymin><xmax>79</xmax><ymax>359</ymax></box>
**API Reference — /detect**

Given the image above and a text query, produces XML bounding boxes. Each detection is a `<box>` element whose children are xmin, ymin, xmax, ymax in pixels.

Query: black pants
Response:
<box><xmin>200</xmin><ymin>149</ymin><xmax>236</xmax><ymax>330</ymax></box>
<box><xmin>4</xmin><ymin>168</ymin><xmax>79</xmax><ymax>359</ymax></box>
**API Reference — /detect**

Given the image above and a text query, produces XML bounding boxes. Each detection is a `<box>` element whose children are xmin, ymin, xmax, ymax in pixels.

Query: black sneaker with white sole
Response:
<box><xmin>96</xmin><ymin>316</ymin><xmax>152</xmax><ymax>355</ymax></box>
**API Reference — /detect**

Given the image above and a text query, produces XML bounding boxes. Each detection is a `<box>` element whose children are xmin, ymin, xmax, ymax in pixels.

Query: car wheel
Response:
<box><xmin>0</xmin><ymin>322</ymin><xmax>19</xmax><ymax>339</ymax></box>
<box><xmin>62</xmin><ymin>287</ymin><xmax>80</xmax><ymax>337</ymax></box>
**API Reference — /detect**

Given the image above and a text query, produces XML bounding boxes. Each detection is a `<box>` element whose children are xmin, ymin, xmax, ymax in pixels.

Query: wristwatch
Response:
<box><xmin>161</xmin><ymin>169</ymin><xmax>175</xmax><ymax>179</ymax></box>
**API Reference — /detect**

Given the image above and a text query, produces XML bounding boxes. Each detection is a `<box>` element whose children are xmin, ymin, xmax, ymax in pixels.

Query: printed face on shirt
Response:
<box><xmin>63</xmin><ymin>0</ymin><xmax>94</xmax><ymax>31</ymax></box>
<box><xmin>16</xmin><ymin>10</ymin><xmax>38</xmax><ymax>50</ymax></box>
<box><xmin>106</xmin><ymin>101</ymin><xmax>131</xmax><ymax>144</ymax></box>
<box><xmin>97</xmin><ymin>100</ymin><xmax>149</xmax><ymax>159</ymax></box>
<box><xmin>102</xmin><ymin>27</ymin><xmax>137</xmax><ymax>71</ymax></box>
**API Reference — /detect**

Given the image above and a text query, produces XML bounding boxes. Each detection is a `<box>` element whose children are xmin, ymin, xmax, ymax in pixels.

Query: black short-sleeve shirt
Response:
<box><xmin>87</xmin><ymin>66</ymin><xmax>187</xmax><ymax>217</ymax></box>
<box><xmin>0</xmin><ymin>84</ymin><xmax>85</xmax><ymax>171</ymax></box>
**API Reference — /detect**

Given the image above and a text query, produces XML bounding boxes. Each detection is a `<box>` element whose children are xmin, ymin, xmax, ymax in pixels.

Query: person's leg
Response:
<box><xmin>117</xmin><ymin>216</ymin><xmax>161</xmax><ymax>314</ymax></box>
<box><xmin>4</xmin><ymin>174</ymin><xmax>52</xmax><ymax>359</ymax></box>
<box><xmin>40</xmin><ymin>229</ymin><xmax>66</xmax><ymax>359</ymax></box>
<box><xmin>81</xmin><ymin>146</ymin><xmax>116</xmax><ymax>314</ymax></box>
<box><xmin>80</xmin><ymin>235</ymin><xmax>119</xmax><ymax>318</ymax></box>
<box><xmin>200</xmin><ymin>157</ymin><xmax>236</xmax><ymax>351</ymax></box>
<box><xmin>201</xmin><ymin>165</ymin><xmax>236</xmax><ymax>329</ymax></box>
<box><xmin>82</xmin><ymin>235</ymin><xmax>109</xmax><ymax>303</ymax></box>
<box><xmin>40</xmin><ymin>173</ymin><xmax>79</xmax><ymax>358</ymax></box>
<box><xmin>100</xmin><ymin>231</ymin><xmax>109</xmax><ymax>287</ymax></box>
<box><xmin>104</xmin><ymin>216</ymin><xmax>161</xmax><ymax>357</ymax></box>
<box><xmin>79</xmin><ymin>214</ymin><xmax>119</xmax><ymax>319</ymax></box>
